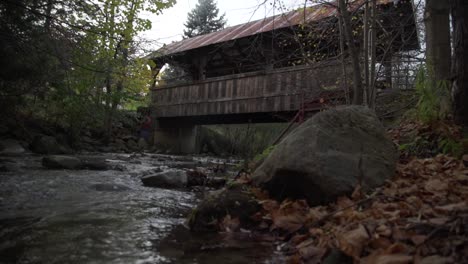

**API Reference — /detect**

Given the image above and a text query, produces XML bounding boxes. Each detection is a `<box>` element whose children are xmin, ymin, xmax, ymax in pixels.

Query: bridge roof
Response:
<box><xmin>149</xmin><ymin>0</ymin><xmax>396</xmax><ymax>59</ymax></box>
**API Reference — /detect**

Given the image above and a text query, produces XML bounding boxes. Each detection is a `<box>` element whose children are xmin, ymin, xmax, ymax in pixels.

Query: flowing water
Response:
<box><xmin>0</xmin><ymin>153</ymin><xmax>282</xmax><ymax>264</ymax></box>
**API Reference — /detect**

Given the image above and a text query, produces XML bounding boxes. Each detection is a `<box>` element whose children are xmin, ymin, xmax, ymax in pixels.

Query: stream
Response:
<box><xmin>0</xmin><ymin>153</ymin><xmax>283</xmax><ymax>264</ymax></box>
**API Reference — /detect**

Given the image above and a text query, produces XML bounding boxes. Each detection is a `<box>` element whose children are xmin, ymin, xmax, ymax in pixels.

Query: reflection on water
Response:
<box><xmin>0</xmin><ymin>153</ymin><xmax>281</xmax><ymax>264</ymax></box>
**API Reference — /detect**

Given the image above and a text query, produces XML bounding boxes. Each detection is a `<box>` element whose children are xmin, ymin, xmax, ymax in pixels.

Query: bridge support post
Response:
<box><xmin>152</xmin><ymin>121</ymin><xmax>200</xmax><ymax>154</ymax></box>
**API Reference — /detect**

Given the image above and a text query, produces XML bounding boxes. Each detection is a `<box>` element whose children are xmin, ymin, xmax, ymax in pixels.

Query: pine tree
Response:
<box><xmin>183</xmin><ymin>0</ymin><xmax>226</xmax><ymax>38</ymax></box>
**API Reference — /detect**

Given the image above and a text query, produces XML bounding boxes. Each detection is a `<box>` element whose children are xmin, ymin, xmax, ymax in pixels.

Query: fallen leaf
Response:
<box><xmin>418</xmin><ymin>255</ymin><xmax>454</xmax><ymax>264</ymax></box>
<box><xmin>306</xmin><ymin>207</ymin><xmax>327</xmax><ymax>223</ymax></box>
<box><xmin>270</xmin><ymin>200</ymin><xmax>309</xmax><ymax>233</ymax></box>
<box><xmin>410</xmin><ymin>235</ymin><xmax>426</xmax><ymax>246</ymax></box>
<box><xmin>336</xmin><ymin>196</ymin><xmax>354</xmax><ymax>209</ymax></box>
<box><xmin>290</xmin><ymin>234</ymin><xmax>309</xmax><ymax>245</ymax></box>
<box><xmin>296</xmin><ymin>239</ymin><xmax>327</xmax><ymax>261</ymax></box>
<box><xmin>427</xmin><ymin>217</ymin><xmax>450</xmax><ymax>225</ymax></box>
<box><xmin>337</xmin><ymin>224</ymin><xmax>370</xmax><ymax>260</ymax></box>
<box><xmin>369</xmin><ymin>237</ymin><xmax>393</xmax><ymax>250</ymax></box>
<box><xmin>376</xmin><ymin>224</ymin><xmax>392</xmax><ymax>237</ymax></box>
<box><xmin>260</xmin><ymin>199</ymin><xmax>279</xmax><ymax>213</ymax></box>
<box><xmin>361</xmin><ymin>252</ymin><xmax>413</xmax><ymax>264</ymax></box>
<box><xmin>424</xmin><ymin>179</ymin><xmax>448</xmax><ymax>193</ymax></box>
<box><xmin>385</xmin><ymin>243</ymin><xmax>410</xmax><ymax>254</ymax></box>
<box><xmin>434</xmin><ymin>201</ymin><xmax>467</xmax><ymax>213</ymax></box>
<box><xmin>351</xmin><ymin>184</ymin><xmax>363</xmax><ymax>200</ymax></box>
<box><xmin>220</xmin><ymin>214</ymin><xmax>240</xmax><ymax>232</ymax></box>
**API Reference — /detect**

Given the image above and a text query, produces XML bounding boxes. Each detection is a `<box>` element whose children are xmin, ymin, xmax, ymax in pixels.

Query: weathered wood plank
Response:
<box><xmin>152</xmin><ymin>61</ymin><xmax>347</xmax><ymax>117</ymax></box>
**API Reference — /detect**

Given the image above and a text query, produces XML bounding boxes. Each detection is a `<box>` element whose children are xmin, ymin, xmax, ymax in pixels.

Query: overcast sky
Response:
<box><xmin>140</xmin><ymin>0</ymin><xmax>308</xmax><ymax>51</ymax></box>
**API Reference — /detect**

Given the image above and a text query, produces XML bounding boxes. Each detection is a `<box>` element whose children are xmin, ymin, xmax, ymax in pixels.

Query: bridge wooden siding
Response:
<box><xmin>151</xmin><ymin>61</ymin><xmax>347</xmax><ymax>118</ymax></box>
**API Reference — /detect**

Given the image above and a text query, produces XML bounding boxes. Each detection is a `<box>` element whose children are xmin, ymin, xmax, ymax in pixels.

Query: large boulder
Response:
<box><xmin>188</xmin><ymin>185</ymin><xmax>260</xmax><ymax>232</ymax></box>
<box><xmin>141</xmin><ymin>170</ymin><xmax>188</xmax><ymax>188</ymax></box>
<box><xmin>42</xmin><ymin>155</ymin><xmax>82</xmax><ymax>169</ymax></box>
<box><xmin>252</xmin><ymin>106</ymin><xmax>398</xmax><ymax>206</ymax></box>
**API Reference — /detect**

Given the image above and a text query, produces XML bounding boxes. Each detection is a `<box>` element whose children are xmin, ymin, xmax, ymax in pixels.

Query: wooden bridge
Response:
<box><xmin>147</xmin><ymin>0</ymin><xmax>418</xmax><ymax>152</ymax></box>
<box><xmin>151</xmin><ymin>60</ymin><xmax>347</xmax><ymax>127</ymax></box>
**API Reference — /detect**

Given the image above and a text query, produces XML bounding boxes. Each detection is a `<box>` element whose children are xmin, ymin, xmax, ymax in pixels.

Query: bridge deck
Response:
<box><xmin>151</xmin><ymin>60</ymin><xmax>348</xmax><ymax>123</ymax></box>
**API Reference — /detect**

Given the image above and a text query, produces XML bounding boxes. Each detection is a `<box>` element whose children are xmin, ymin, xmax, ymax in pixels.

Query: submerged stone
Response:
<box><xmin>141</xmin><ymin>170</ymin><xmax>188</xmax><ymax>188</ymax></box>
<box><xmin>42</xmin><ymin>155</ymin><xmax>82</xmax><ymax>170</ymax></box>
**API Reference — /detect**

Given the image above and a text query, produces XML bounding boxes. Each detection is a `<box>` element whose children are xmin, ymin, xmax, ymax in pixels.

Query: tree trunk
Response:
<box><xmin>368</xmin><ymin>0</ymin><xmax>377</xmax><ymax>109</ymax></box>
<box><xmin>451</xmin><ymin>0</ymin><xmax>468</xmax><ymax>125</ymax></box>
<box><xmin>338</xmin><ymin>0</ymin><xmax>363</xmax><ymax>105</ymax></box>
<box><xmin>425</xmin><ymin>0</ymin><xmax>451</xmax><ymax>85</ymax></box>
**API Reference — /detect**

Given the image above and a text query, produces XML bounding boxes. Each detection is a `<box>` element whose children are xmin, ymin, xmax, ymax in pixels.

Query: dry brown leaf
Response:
<box><xmin>369</xmin><ymin>237</ymin><xmax>393</xmax><ymax>250</ymax></box>
<box><xmin>287</xmin><ymin>254</ymin><xmax>302</xmax><ymax>264</ymax></box>
<box><xmin>306</xmin><ymin>207</ymin><xmax>327</xmax><ymax>223</ymax></box>
<box><xmin>309</xmin><ymin>228</ymin><xmax>324</xmax><ymax>237</ymax></box>
<box><xmin>351</xmin><ymin>184</ymin><xmax>363</xmax><ymax>200</ymax></box>
<box><xmin>336</xmin><ymin>196</ymin><xmax>354</xmax><ymax>209</ymax></box>
<box><xmin>296</xmin><ymin>239</ymin><xmax>327</xmax><ymax>262</ymax></box>
<box><xmin>220</xmin><ymin>214</ymin><xmax>240</xmax><ymax>232</ymax></box>
<box><xmin>385</xmin><ymin>243</ymin><xmax>410</xmax><ymax>254</ymax></box>
<box><xmin>434</xmin><ymin>201</ymin><xmax>467</xmax><ymax>213</ymax></box>
<box><xmin>260</xmin><ymin>199</ymin><xmax>279</xmax><ymax>213</ymax></box>
<box><xmin>376</xmin><ymin>224</ymin><xmax>392</xmax><ymax>237</ymax></box>
<box><xmin>418</xmin><ymin>255</ymin><xmax>454</xmax><ymax>264</ymax></box>
<box><xmin>270</xmin><ymin>200</ymin><xmax>309</xmax><ymax>233</ymax></box>
<box><xmin>337</xmin><ymin>224</ymin><xmax>370</xmax><ymax>260</ymax></box>
<box><xmin>424</xmin><ymin>179</ymin><xmax>448</xmax><ymax>193</ymax></box>
<box><xmin>290</xmin><ymin>234</ymin><xmax>309</xmax><ymax>246</ymax></box>
<box><xmin>427</xmin><ymin>217</ymin><xmax>450</xmax><ymax>225</ymax></box>
<box><xmin>361</xmin><ymin>252</ymin><xmax>413</xmax><ymax>264</ymax></box>
<box><xmin>235</xmin><ymin>173</ymin><xmax>252</xmax><ymax>184</ymax></box>
<box><xmin>250</xmin><ymin>187</ymin><xmax>270</xmax><ymax>200</ymax></box>
<box><xmin>410</xmin><ymin>235</ymin><xmax>427</xmax><ymax>246</ymax></box>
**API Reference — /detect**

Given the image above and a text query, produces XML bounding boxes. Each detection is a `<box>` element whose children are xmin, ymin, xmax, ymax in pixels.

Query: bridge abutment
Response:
<box><xmin>153</xmin><ymin>122</ymin><xmax>200</xmax><ymax>154</ymax></box>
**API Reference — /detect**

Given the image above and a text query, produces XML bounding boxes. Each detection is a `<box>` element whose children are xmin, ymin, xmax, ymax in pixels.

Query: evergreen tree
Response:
<box><xmin>183</xmin><ymin>0</ymin><xmax>226</xmax><ymax>38</ymax></box>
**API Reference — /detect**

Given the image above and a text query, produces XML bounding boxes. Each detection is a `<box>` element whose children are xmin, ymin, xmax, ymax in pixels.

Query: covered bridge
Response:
<box><xmin>148</xmin><ymin>0</ymin><xmax>418</xmax><ymax>152</ymax></box>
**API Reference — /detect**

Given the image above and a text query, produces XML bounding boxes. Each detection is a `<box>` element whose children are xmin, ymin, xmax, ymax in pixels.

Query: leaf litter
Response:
<box><xmin>214</xmin><ymin>153</ymin><xmax>468</xmax><ymax>263</ymax></box>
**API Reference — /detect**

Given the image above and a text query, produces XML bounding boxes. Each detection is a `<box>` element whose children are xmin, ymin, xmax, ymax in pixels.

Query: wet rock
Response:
<box><xmin>205</xmin><ymin>177</ymin><xmax>226</xmax><ymax>188</ymax></box>
<box><xmin>186</xmin><ymin>170</ymin><xmax>226</xmax><ymax>188</ymax></box>
<box><xmin>0</xmin><ymin>159</ymin><xmax>19</xmax><ymax>172</ymax></box>
<box><xmin>188</xmin><ymin>185</ymin><xmax>260</xmax><ymax>232</ymax></box>
<box><xmin>110</xmin><ymin>164</ymin><xmax>126</xmax><ymax>171</ymax></box>
<box><xmin>141</xmin><ymin>167</ymin><xmax>163</xmax><ymax>176</ymax></box>
<box><xmin>31</xmin><ymin>135</ymin><xmax>71</xmax><ymax>154</ymax></box>
<box><xmin>90</xmin><ymin>183</ymin><xmax>131</xmax><ymax>192</ymax></box>
<box><xmin>187</xmin><ymin>170</ymin><xmax>207</xmax><ymax>186</ymax></box>
<box><xmin>42</xmin><ymin>155</ymin><xmax>82</xmax><ymax>170</ymax></box>
<box><xmin>252</xmin><ymin>106</ymin><xmax>398</xmax><ymax>206</ymax></box>
<box><xmin>0</xmin><ymin>139</ymin><xmax>26</xmax><ymax>156</ymax></box>
<box><xmin>141</xmin><ymin>170</ymin><xmax>188</xmax><ymax>188</ymax></box>
<box><xmin>80</xmin><ymin>157</ymin><xmax>108</xmax><ymax>170</ymax></box>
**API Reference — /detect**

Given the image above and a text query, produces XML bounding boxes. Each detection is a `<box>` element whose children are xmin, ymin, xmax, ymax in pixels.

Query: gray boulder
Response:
<box><xmin>0</xmin><ymin>139</ymin><xmax>26</xmax><ymax>155</ymax></box>
<box><xmin>141</xmin><ymin>170</ymin><xmax>188</xmax><ymax>188</ymax></box>
<box><xmin>80</xmin><ymin>156</ymin><xmax>109</xmax><ymax>170</ymax></box>
<box><xmin>252</xmin><ymin>106</ymin><xmax>398</xmax><ymax>205</ymax></box>
<box><xmin>42</xmin><ymin>155</ymin><xmax>82</xmax><ymax>170</ymax></box>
